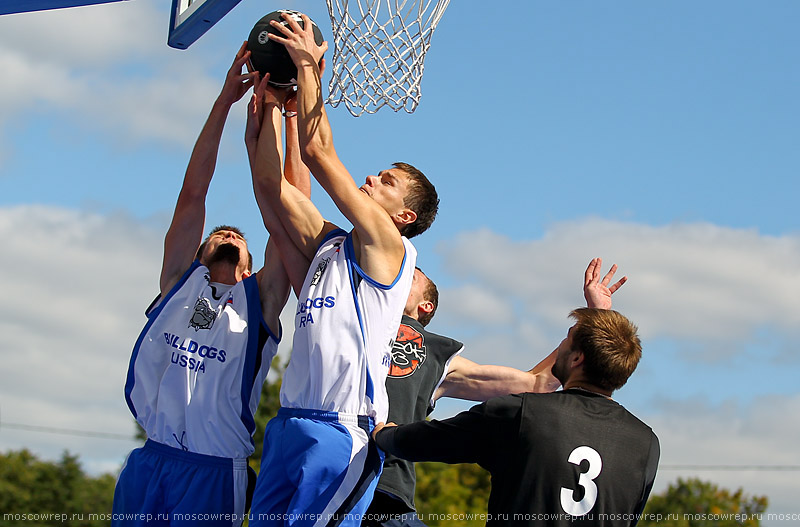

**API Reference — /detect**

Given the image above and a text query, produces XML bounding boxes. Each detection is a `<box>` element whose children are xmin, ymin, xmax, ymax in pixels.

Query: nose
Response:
<box><xmin>365</xmin><ymin>175</ymin><xmax>379</xmax><ymax>186</ymax></box>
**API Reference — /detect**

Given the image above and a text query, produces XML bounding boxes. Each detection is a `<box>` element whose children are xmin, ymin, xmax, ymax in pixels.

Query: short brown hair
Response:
<box><xmin>569</xmin><ymin>308</ymin><xmax>642</xmax><ymax>392</ymax></box>
<box><xmin>393</xmin><ymin>162</ymin><xmax>438</xmax><ymax>239</ymax></box>
<box><xmin>416</xmin><ymin>267</ymin><xmax>439</xmax><ymax>327</ymax></box>
<box><xmin>195</xmin><ymin>225</ymin><xmax>253</xmax><ymax>272</ymax></box>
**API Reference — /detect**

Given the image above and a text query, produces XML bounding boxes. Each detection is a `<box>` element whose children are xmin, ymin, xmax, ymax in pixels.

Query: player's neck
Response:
<box><xmin>206</xmin><ymin>262</ymin><xmax>240</xmax><ymax>285</ymax></box>
<box><xmin>564</xmin><ymin>381</ymin><xmax>613</xmax><ymax>399</ymax></box>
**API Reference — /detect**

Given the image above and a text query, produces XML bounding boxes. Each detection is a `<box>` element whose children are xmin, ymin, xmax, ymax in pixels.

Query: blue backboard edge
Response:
<box><xmin>168</xmin><ymin>0</ymin><xmax>244</xmax><ymax>50</ymax></box>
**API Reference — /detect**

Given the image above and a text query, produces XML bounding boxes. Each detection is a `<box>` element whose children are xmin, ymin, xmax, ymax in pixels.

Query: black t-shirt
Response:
<box><xmin>375</xmin><ymin>389</ymin><xmax>660</xmax><ymax>526</ymax></box>
<box><xmin>373</xmin><ymin>315</ymin><xmax>463</xmax><ymax>511</ymax></box>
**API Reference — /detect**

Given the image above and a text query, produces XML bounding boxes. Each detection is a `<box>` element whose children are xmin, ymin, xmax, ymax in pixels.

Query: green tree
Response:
<box><xmin>414</xmin><ymin>462</ymin><xmax>490</xmax><ymax>526</ymax></box>
<box><xmin>640</xmin><ymin>478</ymin><xmax>768</xmax><ymax>527</ymax></box>
<box><xmin>249</xmin><ymin>355</ymin><xmax>286</xmax><ymax>473</ymax></box>
<box><xmin>0</xmin><ymin>449</ymin><xmax>116</xmax><ymax>526</ymax></box>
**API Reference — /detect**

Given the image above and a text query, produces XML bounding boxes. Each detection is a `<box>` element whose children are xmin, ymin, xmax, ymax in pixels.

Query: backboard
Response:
<box><xmin>168</xmin><ymin>0</ymin><xmax>243</xmax><ymax>49</ymax></box>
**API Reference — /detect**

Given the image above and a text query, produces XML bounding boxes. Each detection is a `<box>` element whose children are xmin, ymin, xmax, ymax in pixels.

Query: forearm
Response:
<box><xmin>374</xmin><ymin>417</ymin><xmax>482</xmax><ymax>465</ymax></box>
<box><xmin>253</xmin><ymin>97</ymin><xmax>329</xmax><ymax>261</ymax></box>
<box><xmin>442</xmin><ymin>364</ymin><xmax>539</xmax><ymax>401</ymax></box>
<box><xmin>295</xmin><ymin>62</ymin><xmax>335</xmax><ymax>166</ymax></box>
<box><xmin>284</xmin><ymin>114</ymin><xmax>312</xmax><ymax>198</ymax></box>
<box><xmin>160</xmin><ymin>98</ymin><xmax>232</xmax><ymax>291</ymax></box>
<box><xmin>185</xmin><ymin>98</ymin><xmax>233</xmax><ymax>191</ymax></box>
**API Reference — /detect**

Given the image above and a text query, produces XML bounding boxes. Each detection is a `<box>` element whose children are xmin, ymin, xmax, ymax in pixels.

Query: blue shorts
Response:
<box><xmin>250</xmin><ymin>408</ymin><xmax>384</xmax><ymax>527</ymax></box>
<box><xmin>112</xmin><ymin>440</ymin><xmax>250</xmax><ymax>526</ymax></box>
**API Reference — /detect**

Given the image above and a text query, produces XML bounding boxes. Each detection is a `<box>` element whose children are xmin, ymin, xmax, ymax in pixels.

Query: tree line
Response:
<box><xmin>1</xmin><ymin>362</ymin><xmax>768</xmax><ymax>526</ymax></box>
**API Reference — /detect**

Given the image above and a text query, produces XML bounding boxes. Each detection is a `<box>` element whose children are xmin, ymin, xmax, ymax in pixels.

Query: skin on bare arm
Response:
<box><xmin>251</xmin><ymin>69</ymin><xmax>337</xmax><ymax>268</ymax></box>
<box><xmin>247</xmin><ymin>71</ymin><xmax>313</xmax><ymax>299</ymax></box>
<box><xmin>267</xmin><ymin>13</ymin><xmax>410</xmax><ymax>285</ymax></box>
<box><xmin>282</xmin><ymin>86</ymin><xmax>313</xmax><ymax>198</ymax></box>
<box><xmin>432</xmin><ymin>257</ymin><xmax>627</xmax><ymax>401</ymax></box>
<box><xmin>160</xmin><ymin>42</ymin><xmax>257</xmax><ymax>294</ymax></box>
<box><xmin>434</xmin><ymin>356</ymin><xmax>558</xmax><ymax>402</ymax></box>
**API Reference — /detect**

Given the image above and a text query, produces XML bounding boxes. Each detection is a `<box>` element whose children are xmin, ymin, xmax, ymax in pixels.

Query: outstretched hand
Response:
<box><xmin>268</xmin><ymin>12</ymin><xmax>328</xmax><ymax>68</ymax></box>
<box><xmin>583</xmin><ymin>257</ymin><xmax>627</xmax><ymax>310</ymax></box>
<box><xmin>219</xmin><ymin>42</ymin><xmax>259</xmax><ymax>107</ymax></box>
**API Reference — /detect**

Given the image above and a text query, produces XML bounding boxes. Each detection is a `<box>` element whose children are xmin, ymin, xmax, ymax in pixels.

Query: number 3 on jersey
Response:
<box><xmin>560</xmin><ymin>446</ymin><xmax>602</xmax><ymax>516</ymax></box>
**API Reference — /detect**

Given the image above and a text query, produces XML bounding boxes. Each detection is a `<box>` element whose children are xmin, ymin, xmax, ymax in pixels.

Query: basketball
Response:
<box><xmin>247</xmin><ymin>10</ymin><xmax>324</xmax><ymax>88</ymax></box>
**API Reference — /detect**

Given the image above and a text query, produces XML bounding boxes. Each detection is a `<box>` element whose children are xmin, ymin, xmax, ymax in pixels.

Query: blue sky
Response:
<box><xmin>1</xmin><ymin>0</ymin><xmax>798</xmax><ymax>522</ymax></box>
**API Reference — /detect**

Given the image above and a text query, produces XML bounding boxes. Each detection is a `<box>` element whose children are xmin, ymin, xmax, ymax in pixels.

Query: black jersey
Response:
<box><xmin>375</xmin><ymin>389</ymin><xmax>659</xmax><ymax>526</ymax></box>
<box><xmin>373</xmin><ymin>315</ymin><xmax>464</xmax><ymax>511</ymax></box>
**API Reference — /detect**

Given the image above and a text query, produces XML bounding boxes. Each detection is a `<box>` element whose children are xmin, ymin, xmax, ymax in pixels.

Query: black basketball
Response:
<box><xmin>247</xmin><ymin>10</ymin><xmax>324</xmax><ymax>88</ymax></box>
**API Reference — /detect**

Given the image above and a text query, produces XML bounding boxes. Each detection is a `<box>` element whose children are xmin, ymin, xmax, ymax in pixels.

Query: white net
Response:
<box><xmin>324</xmin><ymin>0</ymin><xmax>450</xmax><ymax>117</ymax></box>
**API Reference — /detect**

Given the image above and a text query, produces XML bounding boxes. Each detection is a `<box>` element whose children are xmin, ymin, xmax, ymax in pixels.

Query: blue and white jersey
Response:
<box><xmin>280</xmin><ymin>229</ymin><xmax>416</xmax><ymax>423</ymax></box>
<box><xmin>124</xmin><ymin>260</ymin><xmax>279</xmax><ymax>459</ymax></box>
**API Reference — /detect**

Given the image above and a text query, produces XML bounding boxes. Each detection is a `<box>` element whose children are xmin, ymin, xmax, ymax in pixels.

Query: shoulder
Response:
<box><xmin>475</xmin><ymin>393</ymin><xmax>525</xmax><ymax>419</ymax></box>
<box><xmin>317</xmin><ymin>228</ymin><xmax>348</xmax><ymax>253</ymax></box>
<box><xmin>402</xmin><ymin>316</ymin><xmax>464</xmax><ymax>350</ymax></box>
<box><xmin>401</xmin><ymin>236</ymin><xmax>417</xmax><ymax>261</ymax></box>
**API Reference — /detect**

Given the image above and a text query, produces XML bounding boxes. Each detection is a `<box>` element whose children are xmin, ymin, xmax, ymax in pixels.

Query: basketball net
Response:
<box><xmin>324</xmin><ymin>0</ymin><xmax>450</xmax><ymax>117</ymax></box>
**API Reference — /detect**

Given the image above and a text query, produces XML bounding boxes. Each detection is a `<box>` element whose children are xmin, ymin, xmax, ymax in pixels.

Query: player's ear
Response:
<box><xmin>570</xmin><ymin>350</ymin><xmax>585</xmax><ymax>369</ymax></box>
<box><xmin>242</xmin><ymin>269</ymin><xmax>252</xmax><ymax>279</ymax></box>
<box><xmin>418</xmin><ymin>299</ymin><xmax>434</xmax><ymax>316</ymax></box>
<box><xmin>394</xmin><ymin>208</ymin><xmax>417</xmax><ymax>226</ymax></box>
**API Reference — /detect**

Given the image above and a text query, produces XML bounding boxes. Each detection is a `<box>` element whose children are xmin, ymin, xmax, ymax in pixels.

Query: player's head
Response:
<box><xmin>553</xmin><ymin>308</ymin><xmax>642</xmax><ymax>392</ymax></box>
<box><xmin>196</xmin><ymin>225</ymin><xmax>254</xmax><ymax>279</ymax></box>
<box><xmin>360</xmin><ymin>162</ymin><xmax>438</xmax><ymax>239</ymax></box>
<box><xmin>404</xmin><ymin>267</ymin><xmax>439</xmax><ymax>327</ymax></box>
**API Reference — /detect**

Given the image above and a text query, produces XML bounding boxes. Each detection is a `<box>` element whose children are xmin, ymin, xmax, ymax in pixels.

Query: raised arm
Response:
<box><xmin>251</xmin><ymin>74</ymin><xmax>336</xmax><ymax>264</ymax></box>
<box><xmin>433</xmin><ymin>258</ymin><xmax>627</xmax><ymax>402</ymax></box>
<box><xmin>246</xmin><ymin>73</ymin><xmax>314</xmax><ymax>299</ymax></box>
<box><xmin>268</xmin><ymin>13</ymin><xmax>407</xmax><ymax>284</ymax></box>
<box><xmin>282</xmin><ymin>89</ymin><xmax>312</xmax><ymax>198</ymax></box>
<box><xmin>160</xmin><ymin>43</ymin><xmax>256</xmax><ymax>294</ymax></box>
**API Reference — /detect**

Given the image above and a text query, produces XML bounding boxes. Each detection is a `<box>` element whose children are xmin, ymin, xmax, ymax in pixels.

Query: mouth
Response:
<box><xmin>359</xmin><ymin>186</ymin><xmax>370</xmax><ymax>196</ymax></box>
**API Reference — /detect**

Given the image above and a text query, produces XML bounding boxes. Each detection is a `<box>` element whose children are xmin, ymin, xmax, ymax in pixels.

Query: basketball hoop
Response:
<box><xmin>324</xmin><ymin>0</ymin><xmax>451</xmax><ymax>117</ymax></box>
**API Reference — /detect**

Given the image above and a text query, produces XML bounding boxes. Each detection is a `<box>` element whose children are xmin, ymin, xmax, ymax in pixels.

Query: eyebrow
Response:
<box><xmin>214</xmin><ymin>231</ymin><xmax>244</xmax><ymax>240</ymax></box>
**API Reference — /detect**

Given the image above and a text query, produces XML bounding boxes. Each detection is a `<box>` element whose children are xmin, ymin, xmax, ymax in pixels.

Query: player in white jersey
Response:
<box><xmin>247</xmin><ymin>14</ymin><xmax>439</xmax><ymax>526</ymax></box>
<box><xmin>113</xmin><ymin>43</ymin><xmax>310</xmax><ymax>527</ymax></box>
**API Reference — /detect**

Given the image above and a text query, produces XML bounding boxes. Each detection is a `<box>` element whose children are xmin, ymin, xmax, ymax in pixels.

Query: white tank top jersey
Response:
<box><xmin>280</xmin><ymin>229</ymin><xmax>416</xmax><ymax>423</ymax></box>
<box><xmin>124</xmin><ymin>261</ymin><xmax>280</xmax><ymax>459</ymax></box>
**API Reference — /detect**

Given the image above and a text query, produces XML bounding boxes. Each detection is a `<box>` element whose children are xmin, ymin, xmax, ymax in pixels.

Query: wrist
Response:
<box><xmin>212</xmin><ymin>96</ymin><xmax>235</xmax><ymax>113</ymax></box>
<box><xmin>283</xmin><ymin>110</ymin><xmax>298</xmax><ymax>118</ymax></box>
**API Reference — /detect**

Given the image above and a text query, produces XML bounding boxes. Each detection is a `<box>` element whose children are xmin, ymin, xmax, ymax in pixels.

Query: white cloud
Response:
<box><xmin>0</xmin><ymin>0</ymin><xmax>226</xmax><ymax>150</ymax></box>
<box><xmin>0</xmin><ymin>204</ymin><xmax>162</xmax><ymax>469</ymax></box>
<box><xmin>0</xmin><ymin>1</ymin><xmax>164</xmax><ymax>66</ymax></box>
<box><xmin>644</xmin><ymin>394</ymin><xmax>800</xmax><ymax>524</ymax></box>
<box><xmin>436</xmin><ymin>219</ymin><xmax>800</xmax><ymax>358</ymax></box>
